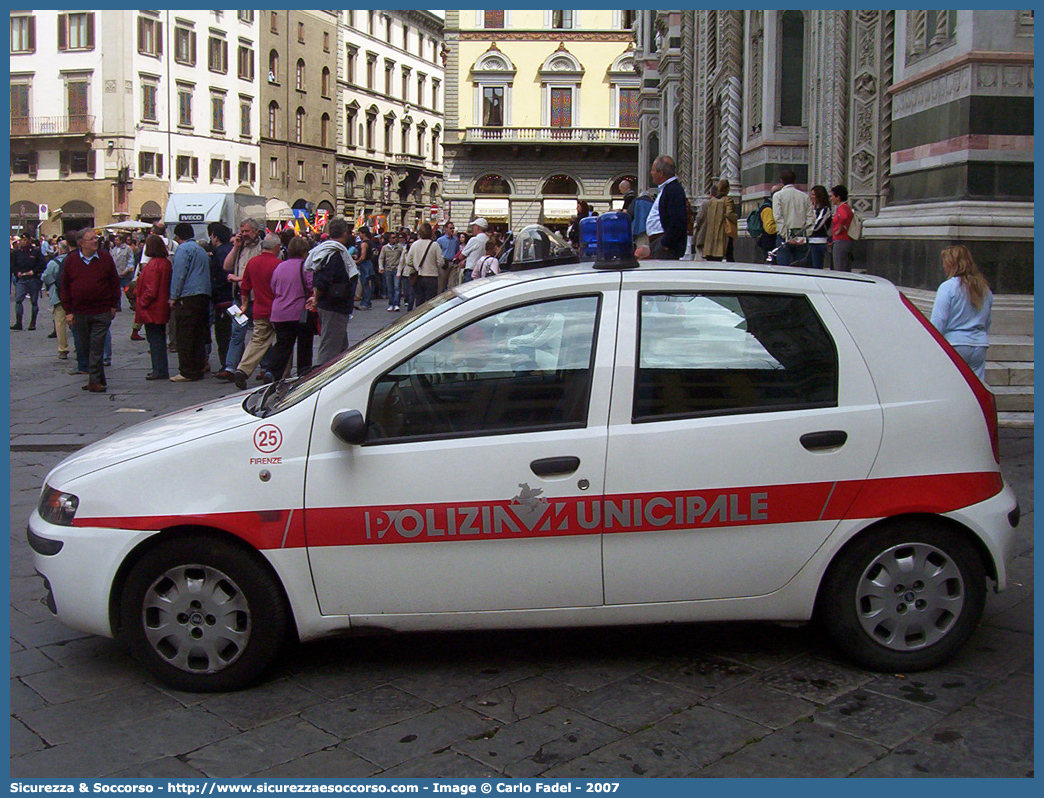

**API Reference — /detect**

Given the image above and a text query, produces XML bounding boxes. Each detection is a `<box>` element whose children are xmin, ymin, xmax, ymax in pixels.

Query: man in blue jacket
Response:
<box><xmin>643</xmin><ymin>156</ymin><xmax>688</xmax><ymax>260</ymax></box>
<box><xmin>168</xmin><ymin>223</ymin><xmax>212</xmax><ymax>382</ymax></box>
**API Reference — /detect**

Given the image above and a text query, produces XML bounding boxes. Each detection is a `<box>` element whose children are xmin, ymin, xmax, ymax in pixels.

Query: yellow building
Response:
<box><xmin>443</xmin><ymin>10</ymin><xmax>639</xmax><ymax>233</ymax></box>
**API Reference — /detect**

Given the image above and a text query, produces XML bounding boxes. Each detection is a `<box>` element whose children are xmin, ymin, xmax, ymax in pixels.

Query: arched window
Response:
<box><xmin>344</xmin><ymin>171</ymin><xmax>356</xmax><ymax>198</ymax></box>
<box><xmin>471</xmin><ymin>49</ymin><xmax>516</xmax><ymax>130</ymax></box>
<box><xmin>366</xmin><ymin>111</ymin><xmax>376</xmax><ymax>151</ymax></box>
<box><xmin>268</xmin><ymin>50</ymin><xmax>279</xmax><ymax>82</ymax></box>
<box><xmin>295</xmin><ymin>107</ymin><xmax>305</xmax><ymax>143</ymax></box>
<box><xmin>779</xmin><ymin>11</ymin><xmax>805</xmax><ymax>127</ymax></box>
<box><xmin>539</xmin><ymin>49</ymin><xmax>583</xmax><ymax>131</ymax></box>
<box><xmin>321</xmin><ymin>67</ymin><xmax>331</xmax><ymax>97</ymax></box>
<box><xmin>296</xmin><ymin>59</ymin><xmax>306</xmax><ymax>91</ymax></box>
<box><xmin>429</xmin><ymin>183</ymin><xmax>439</xmax><ymax>204</ymax></box>
<box><xmin>541</xmin><ymin>174</ymin><xmax>579</xmax><ymax>195</ymax></box>
<box><xmin>474</xmin><ymin>174</ymin><xmax>510</xmax><ymax>195</ymax></box>
<box><xmin>268</xmin><ymin>101</ymin><xmax>279</xmax><ymax>138</ymax></box>
<box><xmin>321</xmin><ymin>113</ymin><xmax>330</xmax><ymax>147</ymax></box>
<box><xmin>364</xmin><ymin>173</ymin><xmax>375</xmax><ymax>200</ymax></box>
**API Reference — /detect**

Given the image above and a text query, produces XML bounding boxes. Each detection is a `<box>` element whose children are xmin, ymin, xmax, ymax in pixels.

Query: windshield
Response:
<box><xmin>246</xmin><ymin>291</ymin><xmax>465</xmax><ymax>417</ymax></box>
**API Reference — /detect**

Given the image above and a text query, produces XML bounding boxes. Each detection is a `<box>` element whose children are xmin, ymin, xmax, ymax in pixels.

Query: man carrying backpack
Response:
<box><xmin>747</xmin><ymin>186</ymin><xmax>779</xmax><ymax>261</ymax></box>
<box><xmin>41</xmin><ymin>241</ymin><xmax>71</xmax><ymax>359</ymax></box>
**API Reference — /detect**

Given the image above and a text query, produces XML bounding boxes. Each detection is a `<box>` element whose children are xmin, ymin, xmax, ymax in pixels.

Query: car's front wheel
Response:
<box><xmin>820</xmin><ymin>521</ymin><xmax>986</xmax><ymax>672</ymax></box>
<box><xmin>119</xmin><ymin>535</ymin><xmax>288</xmax><ymax>692</ymax></box>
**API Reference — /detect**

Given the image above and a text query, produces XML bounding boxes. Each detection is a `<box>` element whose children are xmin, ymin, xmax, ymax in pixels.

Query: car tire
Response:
<box><xmin>119</xmin><ymin>535</ymin><xmax>288</xmax><ymax>692</ymax></box>
<box><xmin>819</xmin><ymin>521</ymin><xmax>986</xmax><ymax>672</ymax></box>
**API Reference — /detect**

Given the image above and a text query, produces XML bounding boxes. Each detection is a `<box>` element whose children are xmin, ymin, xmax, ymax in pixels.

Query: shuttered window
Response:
<box><xmin>58</xmin><ymin>13</ymin><xmax>94</xmax><ymax>51</ymax></box>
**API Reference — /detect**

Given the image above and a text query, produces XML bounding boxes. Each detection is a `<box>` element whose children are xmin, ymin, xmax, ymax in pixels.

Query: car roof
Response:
<box><xmin>456</xmin><ymin>260</ymin><xmax>886</xmax><ymax>301</ymax></box>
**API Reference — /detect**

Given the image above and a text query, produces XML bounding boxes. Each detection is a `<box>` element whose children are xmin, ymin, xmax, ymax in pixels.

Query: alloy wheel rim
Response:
<box><xmin>855</xmin><ymin>542</ymin><xmax>965</xmax><ymax>652</ymax></box>
<box><xmin>141</xmin><ymin>564</ymin><xmax>251</xmax><ymax>673</ymax></box>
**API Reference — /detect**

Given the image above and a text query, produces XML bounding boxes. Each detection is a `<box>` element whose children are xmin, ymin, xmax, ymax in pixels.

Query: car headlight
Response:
<box><xmin>38</xmin><ymin>485</ymin><xmax>79</xmax><ymax>526</ymax></box>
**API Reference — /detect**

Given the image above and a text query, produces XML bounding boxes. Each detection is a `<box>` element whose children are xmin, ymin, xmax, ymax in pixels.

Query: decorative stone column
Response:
<box><xmin>808</xmin><ymin>11</ymin><xmax>849</xmax><ymax>189</ymax></box>
<box><xmin>719</xmin><ymin>10</ymin><xmax>744</xmax><ymax>188</ymax></box>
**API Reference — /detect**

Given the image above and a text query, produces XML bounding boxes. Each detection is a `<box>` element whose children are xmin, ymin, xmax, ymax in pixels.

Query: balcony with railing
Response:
<box><xmin>393</xmin><ymin>153</ymin><xmax>426</xmax><ymax>167</ymax></box>
<box><xmin>463</xmin><ymin>127</ymin><xmax>639</xmax><ymax>144</ymax></box>
<box><xmin>11</xmin><ymin>115</ymin><xmax>96</xmax><ymax>137</ymax></box>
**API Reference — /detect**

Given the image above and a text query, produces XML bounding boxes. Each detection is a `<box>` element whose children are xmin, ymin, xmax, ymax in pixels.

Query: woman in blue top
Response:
<box><xmin>930</xmin><ymin>245</ymin><xmax>992</xmax><ymax>380</ymax></box>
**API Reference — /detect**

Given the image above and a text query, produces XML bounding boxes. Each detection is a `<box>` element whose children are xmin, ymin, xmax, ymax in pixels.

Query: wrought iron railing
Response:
<box><xmin>10</xmin><ymin>115</ymin><xmax>96</xmax><ymax>136</ymax></box>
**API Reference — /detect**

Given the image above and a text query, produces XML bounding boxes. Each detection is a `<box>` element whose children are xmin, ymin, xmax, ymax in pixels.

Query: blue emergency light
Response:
<box><xmin>594</xmin><ymin>211</ymin><xmax>639</xmax><ymax>269</ymax></box>
<box><xmin>578</xmin><ymin>216</ymin><xmax>598</xmax><ymax>260</ymax></box>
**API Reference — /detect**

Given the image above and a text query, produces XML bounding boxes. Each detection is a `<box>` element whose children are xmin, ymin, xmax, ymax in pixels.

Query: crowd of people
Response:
<box><xmin>9</xmin><ymin>214</ymin><xmax>519</xmax><ymax>394</ymax></box>
<box><xmin>12</xmin><ymin>156</ymin><xmax>994</xmax><ymax>388</ymax></box>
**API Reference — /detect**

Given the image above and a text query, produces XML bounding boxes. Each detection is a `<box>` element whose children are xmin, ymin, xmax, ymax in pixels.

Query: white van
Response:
<box><xmin>163</xmin><ymin>192</ymin><xmax>266</xmax><ymax>240</ymax></box>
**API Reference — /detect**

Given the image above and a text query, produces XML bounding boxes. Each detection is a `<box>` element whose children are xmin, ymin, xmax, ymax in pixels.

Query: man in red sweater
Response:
<box><xmin>59</xmin><ymin>228</ymin><xmax>120</xmax><ymax>392</ymax></box>
<box><xmin>232</xmin><ymin>233</ymin><xmax>282</xmax><ymax>390</ymax></box>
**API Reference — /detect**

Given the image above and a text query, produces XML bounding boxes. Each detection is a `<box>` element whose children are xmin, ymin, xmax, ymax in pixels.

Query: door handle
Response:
<box><xmin>800</xmin><ymin>430</ymin><xmax>848</xmax><ymax>451</ymax></box>
<box><xmin>530</xmin><ymin>456</ymin><xmax>581</xmax><ymax>477</ymax></box>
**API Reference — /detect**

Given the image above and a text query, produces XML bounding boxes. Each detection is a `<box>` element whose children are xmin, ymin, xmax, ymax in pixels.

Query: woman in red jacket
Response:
<box><xmin>134</xmin><ymin>235</ymin><xmax>173</xmax><ymax>380</ymax></box>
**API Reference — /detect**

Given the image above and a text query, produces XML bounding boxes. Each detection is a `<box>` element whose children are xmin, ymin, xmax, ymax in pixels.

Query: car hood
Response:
<box><xmin>46</xmin><ymin>393</ymin><xmax>256</xmax><ymax>487</ymax></box>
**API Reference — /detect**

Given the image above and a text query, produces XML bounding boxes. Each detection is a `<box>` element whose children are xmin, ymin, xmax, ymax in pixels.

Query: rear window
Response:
<box><xmin>634</xmin><ymin>292</ymin><xmax>838</xmax><ymax>421</ymax></box>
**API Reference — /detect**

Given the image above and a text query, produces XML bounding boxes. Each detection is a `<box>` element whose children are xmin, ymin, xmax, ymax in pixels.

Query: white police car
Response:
<box><xmin>29</xmin><ymin>235</ymin><xmax>1018</xmax><ymax>691</ymax></box>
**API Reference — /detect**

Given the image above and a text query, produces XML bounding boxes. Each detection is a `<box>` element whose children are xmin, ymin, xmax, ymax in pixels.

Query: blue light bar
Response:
<box><xmin>594</xmin><ymin>211</ymin><xmax>639</xmax><ymax>270</ymax></box>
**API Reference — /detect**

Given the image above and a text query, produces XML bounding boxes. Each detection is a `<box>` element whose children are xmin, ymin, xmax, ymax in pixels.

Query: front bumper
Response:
<box><xmin>28</xmin><ymin>509</ymin><xmax>157</xmax><ymax>638</ymax></box>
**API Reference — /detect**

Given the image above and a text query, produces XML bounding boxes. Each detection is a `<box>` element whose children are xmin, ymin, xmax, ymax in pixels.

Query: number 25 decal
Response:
<box><xmin>253</xmin><ymin>425</ymin><xmax>283</xmax><ymax>453</ymax></box>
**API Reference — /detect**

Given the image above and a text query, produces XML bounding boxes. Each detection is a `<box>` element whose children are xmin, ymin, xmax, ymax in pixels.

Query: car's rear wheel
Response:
<box><xmin>119</xmin><ymin>535</ymin><xmax>288</xmax><ymax>692</ymax></box>
<box><xmin>820</xmin><ymin>521</ymin><xmax>986</xmax><ymax>672</ymax></box>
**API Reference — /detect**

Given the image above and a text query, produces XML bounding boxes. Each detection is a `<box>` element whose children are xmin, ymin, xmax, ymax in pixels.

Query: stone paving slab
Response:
<box><xmin>186</xmin><ymin>716</ymin><xmax>340</xmax><ymax>779</ymax></box>
<box><xmin>697</xmin><ymin>721</ymin><xmax>888</xmax><ymax>778</ymax></box>
<box><xmin>811</xmin><ymin>690</ymin><xmax>945</xmax><ymax>749</ymax></box>
<box><xmin>343</xmin><ymin>705</ymin><xmax>497</xmax><ymax>771</ymax></box>
<box><xmin>300</xmin><ymin>685</ymin><xmax>436</xmax><ymax>740</ymax></box>
<box><xmin>548</xmin><ymin>705</ymin><xmax>770</xmax><ymax>776</ymax></box>
<box><xmin>852</xmin><ymin>706</ymin><xmax>1034</xmax><ymax>778</ymax></box>
<box><xmin>8</xmin><ymin>299</ymin><xmax>1035</xmax><ymax>778</ymax></box>
<box><xmin>703</xmin><ymin>680</ymin><xmax>819</xmax><ymax>730</ymax></box>
<box><xmin>10</xmin><ymin>706</ymin><xmax>239</xmax><ymax>778</ymax></box>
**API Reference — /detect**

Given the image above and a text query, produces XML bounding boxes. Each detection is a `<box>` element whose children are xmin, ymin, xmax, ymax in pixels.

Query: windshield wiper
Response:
<box><xmin>256</xmin><ymin>381</ymin><xmax>280</xmax><ymax>416</ymax></box>
<box><xmin>260</xmin><ymin>376</ymin><xmax>301</xmax><ymax>416</ymax></box>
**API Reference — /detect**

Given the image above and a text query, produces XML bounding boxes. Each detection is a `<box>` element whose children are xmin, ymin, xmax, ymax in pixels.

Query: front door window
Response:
<box><xmin>368</xmin><ymin>295</ymin><xmax>600</xmax><ymax>442</ymax></box>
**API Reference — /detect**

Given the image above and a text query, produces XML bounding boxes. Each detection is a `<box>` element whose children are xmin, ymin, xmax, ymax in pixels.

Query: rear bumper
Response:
<box><xmin>944</xmin><ymin>479</ymin><xmax>1019</xmax><ymax>591</ymax></box>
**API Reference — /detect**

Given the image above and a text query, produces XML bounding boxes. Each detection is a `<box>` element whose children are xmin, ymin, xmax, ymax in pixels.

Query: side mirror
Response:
<box><xmin>331</xmin><ymin>410</ymin><xmax>368</xmax><ymax>445</ymax></box>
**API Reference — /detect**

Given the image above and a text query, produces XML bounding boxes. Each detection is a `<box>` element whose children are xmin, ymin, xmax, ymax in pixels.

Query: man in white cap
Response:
<box><xmin>457</xmin><ymin>217</ymin><xmax>489</xmax><ymax>288</ymax></box>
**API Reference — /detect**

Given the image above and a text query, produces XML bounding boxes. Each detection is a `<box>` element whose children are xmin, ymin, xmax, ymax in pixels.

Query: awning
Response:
<box><xmin>474</xmin><ymin>198</ymin><xmax>510</xmax><ymax>222</ymax></box>
<box><xmin>265</xmin><ymin>198</ymin><xmax>294</xmax><ymax>220</ymax></box>
<box><xmin>542</xmin><ymin>198</ymin><xmax>576</xmax><ymax>222</ymax></box>
<box><xmin>103</xmin><ymin>220</ymin><xmax>153</xmax><ymax>230</ymax></box>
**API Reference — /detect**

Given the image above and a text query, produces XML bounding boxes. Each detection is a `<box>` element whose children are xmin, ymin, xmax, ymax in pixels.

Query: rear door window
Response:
<box><xmin>634</xmin><ymin>292</ymin><xmax>838</xmax><ymax>421</ymax></box>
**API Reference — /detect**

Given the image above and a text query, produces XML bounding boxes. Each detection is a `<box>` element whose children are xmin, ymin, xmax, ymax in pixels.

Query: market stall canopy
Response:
<box><xmin>103</xmin><ymin>220</ymin><xmax>153</xmax><ymax>229</ymax></box>
<box><xmin>266</xmin><ymin>198</ymin><xmax>295</xmax><ymax>220</ymax></box>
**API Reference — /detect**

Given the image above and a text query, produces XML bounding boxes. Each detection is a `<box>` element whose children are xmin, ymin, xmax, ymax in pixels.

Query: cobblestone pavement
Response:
<box><xmin>9</xmin><ymin>297</ymin><xmax>1034</xmax><ymax>778</ymax></box>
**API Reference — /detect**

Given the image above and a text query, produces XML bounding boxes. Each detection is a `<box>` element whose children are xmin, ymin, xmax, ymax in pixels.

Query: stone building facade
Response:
<box><xmin>11</xmin><ymin>9</ymin><xmax>261</xmax><ymax>237</ymax></box>
<box><xmin>335</xmin><ymin>10</ymin><xmax>444</xmax><ymax>231</ymax></box>
<box><xmin>635</xmin><ymin>10</ymin><xmax>1034</xmax><ymax>292</ymax></box>
<box><xmin>259</xmin><ymin>10</ymin><xmax>339</xmax><ymax>219</ymax></box>
<box><xmin>442</xmin><ymin>10</ymin><xmax>640</xmax><ymax>233</ymax></box>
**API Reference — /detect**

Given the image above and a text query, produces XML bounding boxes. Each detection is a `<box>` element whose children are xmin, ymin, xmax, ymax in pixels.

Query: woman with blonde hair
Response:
<box><xmin>930</xmin><ymin>244</ymin><xmax>993</xmax><ymax>379</ymax></box>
